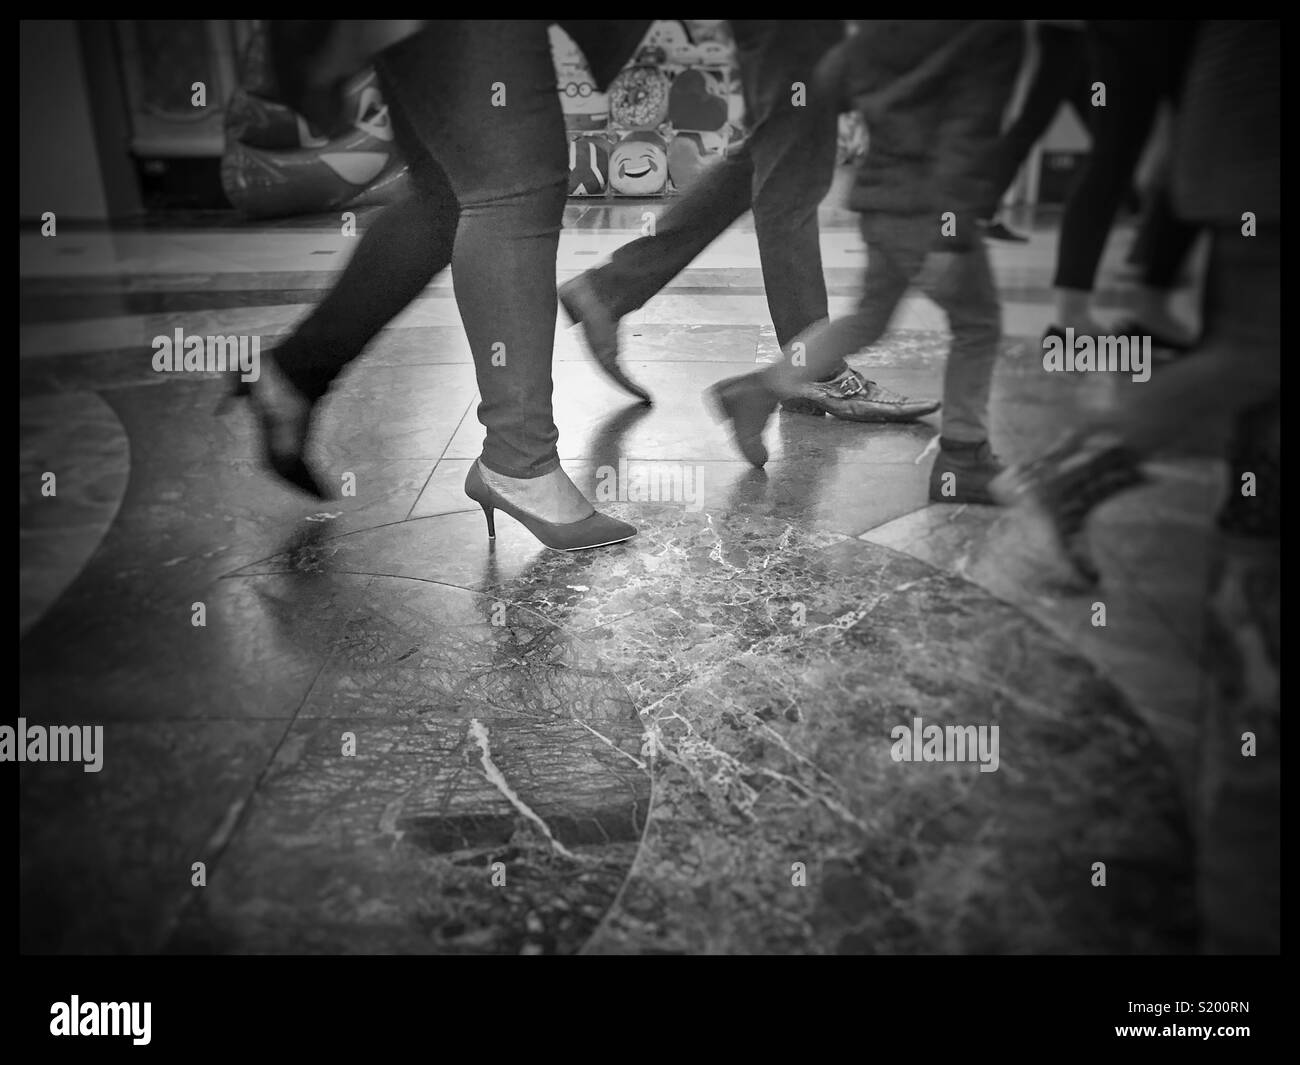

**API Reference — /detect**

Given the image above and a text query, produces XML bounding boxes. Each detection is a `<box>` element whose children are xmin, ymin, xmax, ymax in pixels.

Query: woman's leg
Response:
<box><xmin>241</xmin><ymin>85</ymin><xmax>459</xmax><ymax>497</ymax></box>
<box><xmin>377</xmin><ymin>22</ymin><xmax>595</xmax><ymax>522</ymax></box>
<box><xmin>271</xmin><ymin>168</ymin><xmax>458</xmax><ymax>401</ymax></box>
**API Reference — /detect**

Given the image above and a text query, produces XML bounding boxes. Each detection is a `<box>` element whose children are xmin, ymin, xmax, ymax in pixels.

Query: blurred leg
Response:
<box><xmin>923</xmin><ymin>244</ymin><xmax>1001</xmax><ymax>444</ymax></box>
<box><xmin>1052</xmin><ymin>23</ymin><xmax>1167</xmax><ymax>297</ymax></box>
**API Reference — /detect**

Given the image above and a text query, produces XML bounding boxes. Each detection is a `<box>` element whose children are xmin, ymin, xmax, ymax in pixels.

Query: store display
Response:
<box><xmin>555</xmin><ymin>20</ymin><xmax>743</xmax><ymax>199</ymax></box>
<box><xmin>218</xmin><ymin>21</ymin><xmax>865</xmax><ymax>214</ymax></box>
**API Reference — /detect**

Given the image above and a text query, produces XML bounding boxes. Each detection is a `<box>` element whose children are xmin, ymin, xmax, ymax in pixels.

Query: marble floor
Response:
<box><xmin>18</xmin><ymin>182</ymin><xmax>1277</xmax><ymax>954</ymax></box>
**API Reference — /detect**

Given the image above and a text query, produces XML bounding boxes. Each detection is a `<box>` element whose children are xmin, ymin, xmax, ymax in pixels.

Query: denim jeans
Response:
<box><xmin>272</xmin><ymin>21</ymin><xmax>567</xmax><ymax>479</ymax></box>
<box><xmin>584</xmin><ymin>21</ymin><xmax>840</xmax><ymax>353</ymax></box>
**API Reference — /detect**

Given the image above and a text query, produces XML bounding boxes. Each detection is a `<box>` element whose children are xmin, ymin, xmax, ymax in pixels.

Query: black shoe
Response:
<box><xmin>707</xmin><ymin>373</ymin><xmax>780</xmax><ymax>468</ymax></box>
<box><xmin>559</xmin><ymin>276</ymin><xmax>653</xmax><ymax>405</ymax></box>
<box><xmin>219</xmin><ymin>351</ymin><xmax>330</xmax><ymax>500</ymax></box>
<box><xmin>992</xmin><ymin>433</ymin><xmax>1147</xmax><ymax>587</ymax></box>
<box><xmin>928</xmin><ymin>439</ymin><xmax>1004</xmax><ymax>505</ymax></box>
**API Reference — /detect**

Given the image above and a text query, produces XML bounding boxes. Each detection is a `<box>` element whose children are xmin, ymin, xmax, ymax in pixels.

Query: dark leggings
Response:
<box><xmin>272</xmin><ymin>21</ymin><xmax>568</xmax><ymax>479</ymax></box>
<box><xmin>1053</xmin><ymin>21</ymin><xmax>1198</xmax><ymax>292</ymax></box>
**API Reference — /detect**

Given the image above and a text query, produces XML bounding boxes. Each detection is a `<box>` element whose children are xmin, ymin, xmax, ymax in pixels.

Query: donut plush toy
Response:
<box><xmin>610</xmin><ymin>131</ymin><xmax>668</xmax><ymax>196</ymax></box>
<box><xmin>608</xmin><ymin>63</ymin><xmax>670</xmax><ymax>129</ymax></box>
<box><xmin>568</xmin><ymin>134</ymin><xmax>611</xmax><ymax>196</ymax></box>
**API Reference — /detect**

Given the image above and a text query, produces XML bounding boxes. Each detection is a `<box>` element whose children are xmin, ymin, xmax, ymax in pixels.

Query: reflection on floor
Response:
<box><xmin>18</xmin><ymin>190</ymin><xmax>1277</xmax><ymax>954</ymax></box>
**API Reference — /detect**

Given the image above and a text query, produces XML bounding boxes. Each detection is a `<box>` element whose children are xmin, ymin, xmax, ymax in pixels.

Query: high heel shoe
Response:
<box><xmin>707</xmin><ymin>373</ymin><xmax>780</xmax><ymax>469</ymax></box>
<box><xmin>464</xmin><ymin>462</ymin><xmax>636</xmax><ymax>551</ymax></box>
<box><xmin>217</xmin><ymin>356</ymin><xmax>330</xmax><ymax>500</ymax></box>
<box><xmin>558</xmin><ymin>276</ymin><xmax>654</xmax><ymax>406</ymax></box>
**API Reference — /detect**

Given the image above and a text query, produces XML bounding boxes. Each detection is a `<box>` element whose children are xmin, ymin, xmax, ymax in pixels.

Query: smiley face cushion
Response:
<box><xmin>608</xmin><ymin>64</ymin><xmax>670</xmax><ymax>129</ymax></box>
<box><xmin>609</xmin><ymin>131</ymin><xmax>668</xmax><ymax>195</ymax></box>
<box><xmin>668</xmin><ymin>68</ymin><xmax>728</xmax><ymax>132</ymax></box>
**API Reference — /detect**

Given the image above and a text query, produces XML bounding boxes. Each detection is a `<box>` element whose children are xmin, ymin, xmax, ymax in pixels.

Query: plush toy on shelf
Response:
<box><xmin>668</xmin><ymin>130</ymin><xmax>727</xmax><ymax>192</ymax></box>
<box><xmin>550</xmin><ymin>23</ymin><xmax>609</xmax><ymax>132</ymax></box>
<box><xmin>568</xmin><ymin>134</ymin><xmax>612</xmax><ymax>196</ymax></box>
<box><xmin>556</xmin><ymin>19</ymin><xmax>743</xmax><ymax>201</ymax></box>
<box><xmin>668</xmin><ymin>67</ymin><xmax>729</xmax><ymax>132</ymax></box>
<box><xmin>608</xmin><ymin>62</ymin><xmax>671</xmax><ymax>130</ymax></box>
<box><xmin>609</xmin><ymin>130</ymin><xmax>668</xmax><ymax>196</ymax></box>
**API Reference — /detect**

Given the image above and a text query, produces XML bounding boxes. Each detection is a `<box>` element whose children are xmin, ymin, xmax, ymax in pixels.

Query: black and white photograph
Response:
<box><xmin>16</xmin><ymin>16</ymin><xmax>1279</xmax><ymax>1043</ymax></box>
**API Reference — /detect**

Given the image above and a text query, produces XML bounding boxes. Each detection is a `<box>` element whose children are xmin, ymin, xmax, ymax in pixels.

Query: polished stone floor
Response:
<box><xmin>19</xmin><ymin>179</ymin><xmax>1274</xmax><ymax>954</ymax></box>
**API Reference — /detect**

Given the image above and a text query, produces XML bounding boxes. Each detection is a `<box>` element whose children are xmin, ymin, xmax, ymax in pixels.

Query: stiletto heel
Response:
<box><xmin>463</xmin><ymin>462</ymin><xmax>636</xmax><ymax>552</ymax></box>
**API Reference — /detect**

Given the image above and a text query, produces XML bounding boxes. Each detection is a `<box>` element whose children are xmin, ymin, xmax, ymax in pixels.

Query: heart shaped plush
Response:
<box><xmin>610</xmin><ymin>131</ymin><xmax>668</xmax><ymax>196</ymax></box>
<box><xmin>668</xmin><ymin>131</ymin><xmax>726</xmax><ymax>192</ymax></box>
<box><xmin>668</xmin><ymin>68</ymin><xmax>728</xmax><ymax>132</ymax></box>
<box><xmin>567</xmin><ymin>135</ymin><xmax>611</xmax><ymax>196</ymax></box>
